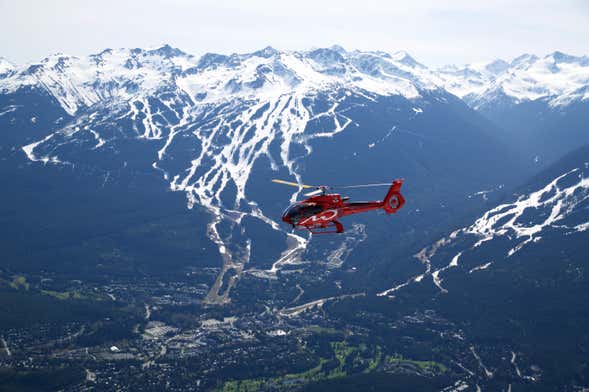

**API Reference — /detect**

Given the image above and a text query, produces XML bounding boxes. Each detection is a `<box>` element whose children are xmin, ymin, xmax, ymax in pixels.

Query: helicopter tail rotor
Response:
<box><xmin>382</xmin><ymin>179</ymin><xmax>405</xmax><ymax>214</ymax></box>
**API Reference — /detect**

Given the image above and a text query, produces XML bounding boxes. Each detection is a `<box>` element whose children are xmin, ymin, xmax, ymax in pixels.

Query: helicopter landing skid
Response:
<box><xmin>306</xmin><ymin>220</ymin><xmax>344</xmax><ymax>234</ymax></box>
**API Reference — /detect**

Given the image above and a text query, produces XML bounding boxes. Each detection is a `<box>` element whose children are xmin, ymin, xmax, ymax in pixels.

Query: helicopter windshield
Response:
<box><xmin>282</xmin><ymin>203</ymin><xmax>323</xmax><ymax>223</ymax></box>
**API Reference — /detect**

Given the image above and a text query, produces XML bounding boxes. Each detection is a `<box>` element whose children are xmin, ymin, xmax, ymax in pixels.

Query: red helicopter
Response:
<box><xmin>273</xmin><ymin>178</ymin><xmax>405</xmax><ymax>234</ymax></box>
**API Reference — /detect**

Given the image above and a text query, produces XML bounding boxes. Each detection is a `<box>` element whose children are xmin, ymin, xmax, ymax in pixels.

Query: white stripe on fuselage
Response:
<box><xmin>299</xmin><ymin>209</ymin><xmax>338</xmax><ymax>226</ymax></box>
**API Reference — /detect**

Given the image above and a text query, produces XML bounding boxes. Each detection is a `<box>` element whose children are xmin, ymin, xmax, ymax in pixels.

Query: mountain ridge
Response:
<box><xmin>2</xmin><ymin>46</ymin><xmax>588</xmax><ymax>119</ymax></box>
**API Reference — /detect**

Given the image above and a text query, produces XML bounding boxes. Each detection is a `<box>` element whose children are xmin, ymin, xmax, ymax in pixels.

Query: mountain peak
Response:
<box><xmin>510</xmin><ymin>53</ymin><xmax>538</xmax><ymax>68</ymax></box>
<box><xmin>484</xmin><ymin>59</ymin><xmax>509</xmax><ymax>75</ymax></box>
<box><xmin>147</xmin><ymin>44</ymin><xmax>187</xmax><ymax>58</ymax></box>
<box><xmin>391</xmin><ymin>51</ymin><xmax>420</xmax><ymax>67</ymax></box>
<box><xmin>546</xmin><ymin>50</ymin><xmax>589</xmax><ymax>66</ymax></box>
<box><xmin>308</xmin><ymin>47</ymin><xmax>346</xmax><ymax>62</ymax></box>
<box><xmin>252</xmin><ymin>46</ymin><xmax>278</xmax><ymax>58</ymax></box>
<box><xmin>329</xmin><ymin>44</ymin><xmax>347</xmax><ymax>54</ymax></box>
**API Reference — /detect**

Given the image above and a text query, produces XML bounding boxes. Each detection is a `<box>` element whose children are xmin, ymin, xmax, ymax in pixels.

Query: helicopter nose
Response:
<box><xmin>282</xmin><ymin>213</ymin><xmax>291</xmax><ymax>224</ymax></box>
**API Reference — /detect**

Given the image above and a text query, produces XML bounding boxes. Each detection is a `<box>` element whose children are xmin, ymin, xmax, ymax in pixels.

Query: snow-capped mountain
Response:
<box><xmin>437</xmin><ymin>51</ymin><xmax>589</xmax><ymax>109</ymax></box>
<box><xmin>0</xmin><ymin>45</ymin><xmax>443</xmax><ymax>117</ymax></box>
<box><xmin>436</xmin><ymin>58</ymin><xmax>510</xmax><ymax>98</ymax></box>
<box><xmin>0</xmin><ymin>46</ymin><xmax>196</xmax><ymax>116</ymax></box>
<box><xmin>2</xmin><ymin>44</ymin><xmax>448</xmax><ymax>225</ymax></box>
<box><xmin>437</xmin><ymin>51</ymin><xmax>589</xmax><ymax>169</ymax></box>
<box><xmin>3</xmin><ymin>46</ymin><xmax>587</xmax><ymax>119</ymax></box>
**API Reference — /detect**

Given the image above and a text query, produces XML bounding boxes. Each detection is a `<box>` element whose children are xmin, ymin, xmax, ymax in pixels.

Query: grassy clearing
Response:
<box><xmin>41</xmin><ymin>290</ymin><xmax>85</xmax><ymax>300</ymax></box>
<box><xmin>217</xmin><ymin>341</ymin><xmax>388</xmax><ymax>391</ymax></box>
<box><xmin>217</xmin><ymin>343</ymin><xmax>448</xmax><ymax>391</ymax></box>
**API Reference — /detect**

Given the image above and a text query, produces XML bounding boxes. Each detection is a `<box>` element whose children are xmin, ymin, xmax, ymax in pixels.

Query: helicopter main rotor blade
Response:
<box><xmin>272</xmin><ymin>179</ymin><xmax>318</xmax><ymax>189</ymax></box>
<box><xmin>273</xmin><ymin>179</ymin><xmax>395</xmax><ymax>192</ymax></box>
<box><xmin>335</xmin><ymin>183</ymin><xmax>392</xmax><ymax>189</ymax></box>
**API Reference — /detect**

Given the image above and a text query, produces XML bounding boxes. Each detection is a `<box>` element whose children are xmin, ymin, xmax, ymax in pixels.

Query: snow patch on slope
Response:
<box><xmin>379</xmin><ymin>166</ymin><xmax>588</xmax><ymax>296</ymax></box>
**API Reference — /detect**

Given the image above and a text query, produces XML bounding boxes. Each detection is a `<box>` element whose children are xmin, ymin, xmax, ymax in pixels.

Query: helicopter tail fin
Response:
<box><xmin>383</xmin><ymin>179</ymin><xmax>405</xmax><ymax>214</ymax></box>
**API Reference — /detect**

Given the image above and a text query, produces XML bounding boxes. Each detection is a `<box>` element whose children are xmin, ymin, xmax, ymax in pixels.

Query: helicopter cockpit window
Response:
<box><xmin>301</xmin><ymin>203</ymin><xmax>323</xmax><ymax>217</ymax></box>
<box><xmin>284</xmin><ymin>203</ymin><xmax>322</xmax><ymax>219</ymax></box>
